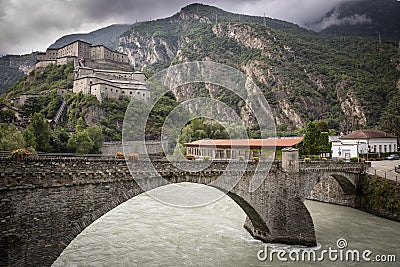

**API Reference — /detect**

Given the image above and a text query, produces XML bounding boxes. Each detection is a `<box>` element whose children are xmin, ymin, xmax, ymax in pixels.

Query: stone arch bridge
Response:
<box><xmin>0</xmin><ymin>153</ymin><xmax>366</xmax><ymax>267</ymax></box>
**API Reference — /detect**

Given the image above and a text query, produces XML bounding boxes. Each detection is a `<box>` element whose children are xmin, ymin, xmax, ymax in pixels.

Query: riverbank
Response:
<box><xmin>308</xmin><ymin>174</ymin><xmax>400</xmax><ymax>222</ymax></box>
<box><xmin>357</xmin><ymin>174</ymin><xmax>400</xmax><ymax>221</ymax></box>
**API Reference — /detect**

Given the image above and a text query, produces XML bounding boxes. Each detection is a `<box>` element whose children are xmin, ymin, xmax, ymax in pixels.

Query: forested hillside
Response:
<box><xmin>2</xmin><ymin>3</ymin><xmax>399</xmax><ymax>142</ymax></box>
<box><xmin>117</xmin><ymin>3</ymin><xmax>400</xmax><ymax>133</ymax></box>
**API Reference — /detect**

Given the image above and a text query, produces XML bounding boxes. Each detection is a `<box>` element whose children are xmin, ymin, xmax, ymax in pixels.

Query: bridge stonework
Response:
<box><xmin>0</xmin><ymin>155</ymin><xmax>365</xmax><ymax>267</ymax></box>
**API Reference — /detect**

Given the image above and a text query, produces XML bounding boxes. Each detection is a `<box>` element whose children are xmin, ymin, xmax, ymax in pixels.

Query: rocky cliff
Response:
<box><xmin>116</xmin><ymin>4</ymin><xmax>399</xmax><ymax>132</ymax></box>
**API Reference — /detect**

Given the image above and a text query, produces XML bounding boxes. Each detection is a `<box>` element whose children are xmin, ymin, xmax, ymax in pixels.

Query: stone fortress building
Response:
<box><xmin>36</xmin><ymin>40</ymin><xmax>129</xmax><ymax>68</ymax></box>
<box><xmin>35</xmin><ymin>40</ymin><xmax>149</xmax><ymax>102</ymax></box>
<box><xmin>73</xmin><ymin>67</ymin><xmax>149</xmax><ymax>102</ymax></box>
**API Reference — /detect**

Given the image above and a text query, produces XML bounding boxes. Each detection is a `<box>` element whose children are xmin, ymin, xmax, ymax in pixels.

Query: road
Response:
<box><xmin>367</xmin><ymin>159</ymin><xmax>400</xmax><ymax>182</ymax></box>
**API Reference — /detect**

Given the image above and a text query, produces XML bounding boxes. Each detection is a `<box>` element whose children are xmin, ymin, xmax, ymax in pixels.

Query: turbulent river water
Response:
<box><xmin>53</xmin><ymin>183</ymin><xmax>400</xmax><ymax>267</ymax></box>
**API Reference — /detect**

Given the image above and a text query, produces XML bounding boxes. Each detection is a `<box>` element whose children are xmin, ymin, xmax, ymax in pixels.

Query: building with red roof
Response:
<box><xmin>185</xmin><ymin>137</ymin><xmax>303</xmax><ymax>160</ymax></box>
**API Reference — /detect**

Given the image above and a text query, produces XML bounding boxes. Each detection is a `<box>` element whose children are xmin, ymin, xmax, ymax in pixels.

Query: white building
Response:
<box><xmin>331</xmin><ymin>130</ymin><xmax>398</xmax><ymax>160</ymax></box>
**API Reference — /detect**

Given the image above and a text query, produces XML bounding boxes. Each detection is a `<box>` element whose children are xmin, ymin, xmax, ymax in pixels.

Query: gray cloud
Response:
<box><xmin>0</xmin><ymin>0</ymin><xmax>359</xmax><ymax>55</ymax></box>
<box><xmin>308</xmin><ymin>10</ymin><xmax>373</xmax><ymax>32</ymax></box>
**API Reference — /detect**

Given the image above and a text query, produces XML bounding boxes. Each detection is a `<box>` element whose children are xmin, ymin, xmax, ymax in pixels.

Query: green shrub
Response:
<box><xmin>350</xmin><ymin>157</ymin><xmax>360</xmax><ymax>162</ymax></box>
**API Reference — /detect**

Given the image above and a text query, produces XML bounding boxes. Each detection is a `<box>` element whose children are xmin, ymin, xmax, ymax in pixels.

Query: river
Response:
<box><xmin>53</xmin><ymin>183</ymin><xmax>400</xmax><ymax>267</ymax></box>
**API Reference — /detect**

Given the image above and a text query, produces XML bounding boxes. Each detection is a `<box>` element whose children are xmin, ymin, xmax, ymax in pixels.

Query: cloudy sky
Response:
<box><xmin>0</xmin><ymin>0</ymin><xmax>359</xmax><ymax>55</ymax></box>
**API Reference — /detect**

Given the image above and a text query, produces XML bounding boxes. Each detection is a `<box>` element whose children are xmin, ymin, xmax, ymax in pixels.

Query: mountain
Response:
<box><xmin>2</xmin><ymin>3</ymin><xmax>400</xmax><ymax>136</ymax></box>
<box><xmin>116</xmin><ymin>3</ymin><xmax>400</xmax><ymax>132</ymax></box>
<box><xmin>0</xmin><ymin>53</ymin><xmax>37</xmax><ymax>94</ymax></box>
<box><xmin>49</xmin><ymin>24</ymin><xmax>132</xmax><ymax>50</ymax></box>
<box><xmin>307</xmin><ymin>0</ymin><xmax>400</xmax><ymax>41</ymax></box>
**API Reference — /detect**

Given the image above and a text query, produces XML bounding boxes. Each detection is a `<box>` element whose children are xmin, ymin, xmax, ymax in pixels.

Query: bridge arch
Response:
<box><xmin>307</xmin><ymin>171</ymin><xmax>360</xmax><ymax>207</ymax></box>
<box><xmin>329</xmin><ymin>174</ymin><xmax>357</xmax><ymax>195</ymax></box>
<box><xmin>51</xmin><ymin>182</ymin><xmax>271</xmax><ymax>265</ymax></box>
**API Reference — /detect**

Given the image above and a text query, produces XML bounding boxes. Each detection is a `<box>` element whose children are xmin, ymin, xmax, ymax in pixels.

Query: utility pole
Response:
<box><xmin>378</xmin><ymin>32</ymin><xmax>382</xmax><ymax>45</ymax></box>
<box><xmin>263</xmin><ymin>13</ymin><xmax>266</xmax><ymax>26</ymax></box>
<box><xmin>239</xmin><ymin>14</ymin><xmax>241</xmax><ymax>23</ymax></box>
<box><xmin>216</xmin><ymin>14</ymin><xmax>218</xmax><ymax>24</ymax></box>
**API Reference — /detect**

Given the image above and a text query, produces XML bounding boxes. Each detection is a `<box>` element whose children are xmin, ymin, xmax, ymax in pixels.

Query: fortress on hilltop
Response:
<box><xmin>35</xmin><ymin>40</ymin><xmax>129</xmax><ymax>68</ymax></box>
<box><xmin>35</xmin><ymin>40</ymin><xmax>149</xmax><ymax>102</ymax></box>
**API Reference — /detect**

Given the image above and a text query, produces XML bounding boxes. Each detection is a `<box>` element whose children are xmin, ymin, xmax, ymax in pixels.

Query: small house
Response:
<box><xmin>331</xmin><ymin>130</ymin><xmax>397</xmax><ymax>160</ymax></box>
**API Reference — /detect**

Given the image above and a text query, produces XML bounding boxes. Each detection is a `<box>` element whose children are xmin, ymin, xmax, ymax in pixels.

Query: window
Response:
<box><xmin>389</xmin><ymin>144</ymin><xmax>392</xmax><ymax>152</ymax></box>
<box><xmin>384</xmin><ymin>145</ymin><xmax>387</xmax><ymax>153</ymax></box>
<box><xmin>379</xmin><ymin>145</ymin><xmax>382</xmax><ymax>152</ymax></box>
<box><xmin>130</xmin><ymin>92</ymin><xmax>132</xmax><ymax>95</ymax></box>
<box><xmin>374</xmin><ymin>145</ymin><xmax>377</xmax><ymax>152</ymax></box>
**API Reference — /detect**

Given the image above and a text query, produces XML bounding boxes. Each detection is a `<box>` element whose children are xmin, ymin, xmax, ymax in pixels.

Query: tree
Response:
<box><xmin>301</xmin><ymin>121</ymin><xmax>321</xmax><ymax>155</ymax></box>
<box><xmin>178</xmin><ymin>118</ymin><xmax>229</xmax><ymax>144</ymax></box>
<box><xmin>319</xmin><ymin>132</ymin><xmax>331</xmax><ymax>153</ymax></box>
<box><xmin>23</xmin><ymin>129</ymin><xmax>36</xmax><ymax>150</ymax></box>
<box><xmin>67</xmin><ymin>130</ymin><xmax>94</xmax><ymax>154</ymax></box>
<box><xmin>315</xmin><ymin>120</ymin><xmax>329</xmax><ymax>133</ymax></box>
<box><xmin>50</xmin><ymin>128</ymin><xmax>70</xmax><ymax>153</ymax></box>
<box><xmin>26</xmin><ymin>112</ymin><xmax>52</xmax><ymax>152</ymax></box>
<box><xmin>0</xmin><ymin>109</ymin><xmax>16</xmax><ymax>123</ymax></box>
<box><xmin>75</xmin><ymin>117</ymin><xmax>87</xmax><ymax>132</ymax></box>
<box><xmin>85</xmin><ymin>126</ymin><xmax>104</xmax><ymax>154</ymax></box>
<box><xmin>0</xmin><ymin>123</ymin><xmax>25</xmax><ymax>151</ymax></box>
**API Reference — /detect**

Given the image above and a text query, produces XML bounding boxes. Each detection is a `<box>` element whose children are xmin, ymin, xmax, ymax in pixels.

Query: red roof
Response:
<box><xmin>341</xmin><ymin>130</ymin><xmax>397</xmax><ymax>139</ymax></box>
<box><xmin>185</xmin><ymin>137</ymin><xmax>303</xmax><ymax>148</ymax></box>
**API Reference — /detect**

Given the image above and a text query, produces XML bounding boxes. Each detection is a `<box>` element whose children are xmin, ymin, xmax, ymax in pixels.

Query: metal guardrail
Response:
<box><xmin>368</xmin><ymin>166</ymin><xmax>399</xmax><ymax>183</ymax></box>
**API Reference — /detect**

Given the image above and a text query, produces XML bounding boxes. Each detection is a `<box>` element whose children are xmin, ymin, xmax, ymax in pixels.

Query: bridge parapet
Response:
<box><xmin>0</xmin><ymin>157</ymin><xmax>280</xmax><ymax>190</ymax></box>
<box><xmin>299</xmin><ymin>162</ymin><xmax>365</xmax><ymax>174</ymax></box>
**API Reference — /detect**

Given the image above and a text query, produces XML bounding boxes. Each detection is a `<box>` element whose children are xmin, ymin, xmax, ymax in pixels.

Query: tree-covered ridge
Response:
<box><xmin>119</xmin><ymin>3</ymin><xmax>399</xmax><ymax>134</ymax></box>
